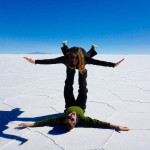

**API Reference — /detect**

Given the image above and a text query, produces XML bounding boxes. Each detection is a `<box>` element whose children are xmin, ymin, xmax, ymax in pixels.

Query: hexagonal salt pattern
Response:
<box><xmin>1</xmin><ymin>54</ymin><xmax>150</xmax><ymax>150</ymax></box>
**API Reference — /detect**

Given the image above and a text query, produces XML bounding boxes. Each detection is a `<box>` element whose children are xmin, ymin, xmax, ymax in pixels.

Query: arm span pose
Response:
<box><xmin>23</xmin><ymin>43</ymin><xmax>124</xmax><ymax>69</ymax></box>
<box><xmin>19</xmin><ymin>64</ymin><xmax>129</xmax><ymax>132</ymax></box>
<box><xmin>24</xmin><ymin>42</ymin><xmax>124</xmax><ymax>103</ymax></box>
<box><xmin>18</xmin><ymin>110</ymin><xmax>129</xmax><ymax>132</ymax></box>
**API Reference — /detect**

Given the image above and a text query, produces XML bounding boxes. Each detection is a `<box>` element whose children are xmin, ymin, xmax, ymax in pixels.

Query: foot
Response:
<box><xmin>92</xmin><ymin>44</ymin><xmax>98</xmax><ymax>50</ymax></box>
<box><xmin>62</xmin><ymin>41</ymin><xmax>67</xmax><ymax>46</ymax></box>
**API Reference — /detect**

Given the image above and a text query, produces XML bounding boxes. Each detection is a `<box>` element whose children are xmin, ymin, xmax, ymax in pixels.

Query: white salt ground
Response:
<box><xmin>0</xmin><ymin>54</ymin><xmax>150</xmax><ymax>150</ymax></box>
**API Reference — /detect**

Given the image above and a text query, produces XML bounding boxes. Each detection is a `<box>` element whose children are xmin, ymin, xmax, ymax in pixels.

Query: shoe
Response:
<box><xmin>62</xmin><ymin>41</ymin><xmax>67</xmax><ymax>46</ymax></box>
<box><xmin>92</xmin><ymin>44</ymin><xmax>98</xmax><ymax>49</ymax></box>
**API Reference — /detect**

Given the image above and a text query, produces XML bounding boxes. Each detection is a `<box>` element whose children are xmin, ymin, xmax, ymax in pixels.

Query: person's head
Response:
<box><xmin>64</xmin><ymin>111</ymin><xmax>77</xmax><ymax>131</ymax></box>
<box><xmin>67</xmin><ymin>47</ymin><xmax>85</xmax><ymax>74</ymax></box>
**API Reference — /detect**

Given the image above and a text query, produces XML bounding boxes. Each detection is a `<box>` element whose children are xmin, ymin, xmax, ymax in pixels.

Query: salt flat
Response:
<box><xmin>0</xmin><ymin>54</ymin><xmax>150</xmax><ymax>150</ymax></box>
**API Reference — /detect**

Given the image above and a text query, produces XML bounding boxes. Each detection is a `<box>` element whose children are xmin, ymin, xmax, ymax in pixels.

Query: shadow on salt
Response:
<box><xmin>0</xmin><ymin>108</ymin><xmax>67</xmax><ymax>145</ymax></box>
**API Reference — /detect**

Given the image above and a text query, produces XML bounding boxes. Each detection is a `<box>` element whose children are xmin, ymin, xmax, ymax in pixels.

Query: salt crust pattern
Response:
<box><xmin>0</xmin><ymin>54</ymin><xmax>150</xmax><ymax>150</ymax></box>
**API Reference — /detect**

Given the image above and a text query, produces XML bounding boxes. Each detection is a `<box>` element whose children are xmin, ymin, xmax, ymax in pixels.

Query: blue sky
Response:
<box><xmin>0</xmin><ymin>0</ymin><xmax>150</xmax><ymax>54</ymax></box>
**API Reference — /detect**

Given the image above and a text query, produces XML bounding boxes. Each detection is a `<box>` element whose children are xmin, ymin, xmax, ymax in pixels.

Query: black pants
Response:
<box><xmin>61</xmin><ymin>45</ymin><xmax>97</xmax><ymax>57</ymax></box>
<box><xmin>62</xmin><ymin>46</ymin><xmax>97</xmax><ymax>110</ymax></box>
<box><xmin>64</xmin><ymin>68</ymin><xmax>88</xmax><ymax>110</ymax></box>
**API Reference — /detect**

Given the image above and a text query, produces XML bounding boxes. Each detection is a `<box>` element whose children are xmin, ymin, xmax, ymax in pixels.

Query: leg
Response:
<box><xmin>87</xmin><ymin>45</ymin><xmax>98</xmax><ymax>58</ymax></box>
<box><xmin>76</xmin><ymin>70</ymin><xmax>88</xmax><ymax>111</ymax></box>
<box><xmin>64</xmin><ymin>67</ymin><xmax>76</xmax><ymax>108</ymax></box>
<box><xmin>61</xmin><ymin>41</ymin><xmax>70</xmax><ymax>55</ymax></box>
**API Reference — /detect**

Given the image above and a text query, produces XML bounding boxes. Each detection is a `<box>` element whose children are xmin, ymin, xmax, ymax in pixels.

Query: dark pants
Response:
<box><xmin>62</xmin><ymin>45</ymin><xmax>97</xmax><ymax>110</ymax></box>
<box><xmin>64</xmin><ymin>68</ymin><xmax>88</xmax><ymax>110</ymax></box>
<box><xmin>61</xmin><ymin>45</ymin><xmax>97</xmax><ymax>57</ymax></box>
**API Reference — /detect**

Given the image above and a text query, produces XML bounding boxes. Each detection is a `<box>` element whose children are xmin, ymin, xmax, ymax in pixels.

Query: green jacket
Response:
<box><xmin>35</xmin><ymin>106</ymin><xmax>110</xmax><ymax>128</ymax></box>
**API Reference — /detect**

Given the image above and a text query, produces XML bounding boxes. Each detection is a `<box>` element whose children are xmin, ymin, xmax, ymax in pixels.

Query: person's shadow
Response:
<box><xmin>0</xmin><ymin>108</ymin><xmax>67</xmax><ymax>146</ymax></box>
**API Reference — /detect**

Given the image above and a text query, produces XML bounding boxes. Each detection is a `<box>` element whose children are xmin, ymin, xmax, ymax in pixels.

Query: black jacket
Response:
<box><xmin>35</xmin><ymin>54</ymin><xmax>115</xmax><ymax>68</ymax></box>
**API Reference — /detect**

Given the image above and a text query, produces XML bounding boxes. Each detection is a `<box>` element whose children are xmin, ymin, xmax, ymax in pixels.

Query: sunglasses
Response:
<box><xmin>71</xmin><ymin>56</ymin><xmax>79</xmax><ymax>59</ymax></box>
<box><xmin>66</xmin><ymin>116</ymin><xmax>75</xmax><ymax>122</ymax></box>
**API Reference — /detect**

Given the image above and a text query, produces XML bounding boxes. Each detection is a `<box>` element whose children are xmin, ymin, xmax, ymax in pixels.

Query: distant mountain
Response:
<box><xmin>28</xmin><ymin>51</ymin><xmax>49</xmax><ymax>54</ymax></box>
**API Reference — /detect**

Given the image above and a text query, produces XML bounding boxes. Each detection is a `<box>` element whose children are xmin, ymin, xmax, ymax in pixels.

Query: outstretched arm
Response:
<box><xmin>82</xmin><ymin>117</ymin><xmax>129</xmax><ymax>131</ymax></box>
<box><xmin>23</xmin><ymin>57</ymin><xmax>35</xmax><ymax>64</ymax></box>
<box><xmin>18</xmin><ymin>115</ymin><xmax>64</xmax><ymax>127</ymax></box>
<box><xmin>85</xmin><ymin>57</ymin><xmax>125</xmax><ymax>68</ymax></box>
<box><xmin>24</xmin><ymin>56</ymin><xmax>66</xmax><ymax>65</ymax></box>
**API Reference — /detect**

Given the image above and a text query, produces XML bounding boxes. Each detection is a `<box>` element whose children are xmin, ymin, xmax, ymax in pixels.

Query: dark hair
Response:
<box><xmin>64</xmin><ymin>122</ymin><xmax>75</xmax><ymax>131</ymax></box>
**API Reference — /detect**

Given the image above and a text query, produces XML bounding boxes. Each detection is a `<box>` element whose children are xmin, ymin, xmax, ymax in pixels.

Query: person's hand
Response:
<box><xmin>23</xmin><ymin>57</ymin><xmax>35</xmax><ymax>64</ymax></box>
<box><xmin>110</xmin><ymin>124</ymin><xmax>129</xmax><ymax>131</ymax></box>
<box><xmin>114</xmin><ymin>58</ymin><xmax>125</xmax><ymax>67</ymax></box>
<box><xmin>18</xmin><ymin>123</ymin><xmax>35</xmax><ymax>127</ymax></box>
<box><xmin>115</xmin><ymin>125</ymin><xmax>129</xmax><ymax>131</ymax></box>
